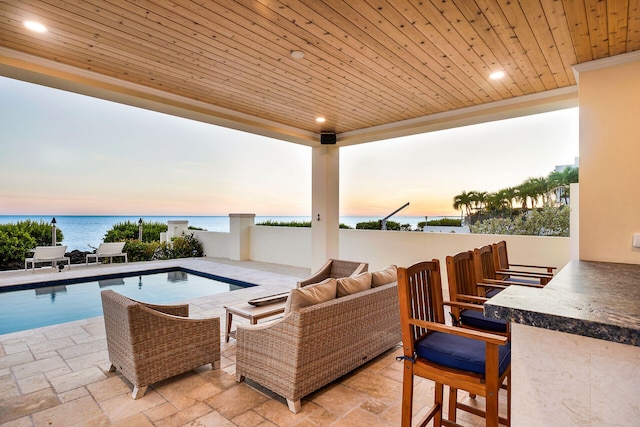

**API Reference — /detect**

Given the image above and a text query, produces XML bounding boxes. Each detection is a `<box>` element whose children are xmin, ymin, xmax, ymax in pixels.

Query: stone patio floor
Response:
<box><xmin>0</xmin><ymin>258</ymin><xmax>501</xmax><ymax>426</ymax></box>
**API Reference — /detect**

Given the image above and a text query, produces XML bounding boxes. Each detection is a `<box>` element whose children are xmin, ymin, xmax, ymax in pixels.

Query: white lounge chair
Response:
<box><xmin>25</xmin><ymin>246</ymin><xmax>70</xmax><ymax>271</ymax></box>
<box><xmin>86</xmin><ymin>242</ymin><xmax>128</xmax><ymax>265</ymax></box>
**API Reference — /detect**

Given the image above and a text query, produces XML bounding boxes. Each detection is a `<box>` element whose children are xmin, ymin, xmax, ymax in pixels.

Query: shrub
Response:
<box><xmin>167</xmin><ymin>233</ymin><xmax>204</xmax><ymax>258</ymax></box>
<box><xmin>257</xmin><ymin>220</ymin><xmax>353</xmax><ymax>229</ymax></box>
<box><xmin>257</xmin><ymin>220</ymin><xmax>312</xmax><ymax>227</ymax></box>
<box><xmin>104</xmin><ymin>220</ymin><xmax>167</xmax><ymax>243</ymax></box>
<box><xmin>470</xmin><ymin>206</ymin><xmax>570</xmax><ymax>236</ymax></box>
<box><xmin>0</xmin><ymin>229</ymin><xmax>36</xmax><ymax>264</ymax></box>
<box><xmin>356</xmin><ymin>220</ymin><xmax>404</xmax><ymax>231</ymax></box>
<box><xmin>122</xmin><ymin>233</ymin><xmax>204</xmax><ymax>261</ymax></box>
<box><xmin>122</xmin><ymin>240</ymin><xmax>160</xmax><ymax>262</ymax></box>
<box><xmin>0</xmin><ymin>220</ymin><xmax>63</xmax><ymax>267</ymax></box>
<box><xmin>425</xmin><ymin>218</ymin><xmax>462</xmax><ymax>226</ymax></box>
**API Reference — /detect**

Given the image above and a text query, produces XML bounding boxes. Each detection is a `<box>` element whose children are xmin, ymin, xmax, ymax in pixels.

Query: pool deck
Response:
<box><xmin>0</xmin><ymin>258</ymin><xmax>494</xmax><ymax>426</ymax></box>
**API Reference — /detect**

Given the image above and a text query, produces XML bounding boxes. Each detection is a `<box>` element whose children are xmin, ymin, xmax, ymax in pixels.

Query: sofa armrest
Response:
<box><xmin>236</xmin><ymin>315</ymin><xmax>300</xmax><ymax>395</ymax></box>
<box><xmin>296</xmin><ymin>259</ymin><xmax>332</xmax><ymax>287</ymax></box>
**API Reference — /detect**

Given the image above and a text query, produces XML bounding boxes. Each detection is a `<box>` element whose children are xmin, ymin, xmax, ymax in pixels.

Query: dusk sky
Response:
<box><xmin>1</xmin><ymin>76</ymin><xmax>579</xmax><ymax>218</ymax></box>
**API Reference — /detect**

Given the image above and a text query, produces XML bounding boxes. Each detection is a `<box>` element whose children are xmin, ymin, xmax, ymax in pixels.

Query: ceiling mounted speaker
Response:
<box><xmin>320</xmin><ymin>132</ymin><xmax>337</xmax><ymax>144</ymax></box>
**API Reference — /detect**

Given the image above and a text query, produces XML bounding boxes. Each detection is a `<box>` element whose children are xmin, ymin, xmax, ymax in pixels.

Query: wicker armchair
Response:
<box><xmin>100</xmin><ymin>290</ymin><xmax>220</xmax><ymax>399</ymax></box>
<box><xmin>296</xmin><ymin>258</ymin><xmax>368</xmax><ymax>287</ymax></box>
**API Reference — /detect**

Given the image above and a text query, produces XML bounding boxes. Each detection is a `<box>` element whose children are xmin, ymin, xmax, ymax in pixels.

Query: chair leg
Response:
<box><xmin>401</xmin><ymin>362</ymin><xmax>414</xmax><ymax>427</ymax></box>
<box><xmin>434</xmin><ymin>382</ymin><xmax>444</xmax><ymax>427</ymax></box>
<box><xmin>132</xmin><ymin>385</ymin><xmax>148</xmax><ymax>399</ymax></box>
<box><xmin>486</xmin><ymin>385</ymin><xmax>500</xmax><ymax>427</ymax></box>
<box><xmin>286</xmin><ymin>399</ymin><xmax>301</xmax><ymax>413</ymax></box>
<box><xmin>448</xmin><ymin>387</ymin><xmax>458</xmax><ymax>423</ymax></box>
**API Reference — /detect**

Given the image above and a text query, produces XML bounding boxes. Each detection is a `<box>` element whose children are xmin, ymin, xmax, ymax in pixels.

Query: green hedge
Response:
<box><xmin>257</xmin><ymin>220</ymin><xmax>353</xmax><ymax>229</ymax></box>
<box><xmin>0</xmin><ymin>220</ymin><xmax>64</xmax><ymax>265</ymax></box>
<box><xmin>104</xmin><ymin>220</ymin><xmax>167</xmax><ymax>243</ymax></box>
<box><xmin>424</xmin><ymin>218</ymin><xmax>462</xmax><ymax>226</ymax></box>
<box><xmin>355</xmin><ymin>220</ymin><xmax>412</xmax><ymax>231</ymax></box>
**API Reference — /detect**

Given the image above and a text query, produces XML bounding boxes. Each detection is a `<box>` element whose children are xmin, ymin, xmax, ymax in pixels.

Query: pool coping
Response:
<box><xmin>0</xmin><ymin>265</ymin><xmax>259</xmax><ymax>292</ymax></box>
<box><xmin>0</xmin><ymin>258</ymin><xmax>306</xmax><ymax>291</ymax></box>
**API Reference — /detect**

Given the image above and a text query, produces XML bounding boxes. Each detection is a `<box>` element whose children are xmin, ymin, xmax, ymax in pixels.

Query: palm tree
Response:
<box><xmin>532</xmin><ymin>176</ymin><xmax>551</xmax><ymax>207</ymax></box>
<box><xmin>486</xmin><ymin>191</ymin><xmax>509</xmax><ymax>213</ymax></box>
<box><xmin>470</xmin><ymin>191</ymin><xmax>488</xmax><ymax>213</ymax></box>
<box><xmin>548</xmin><ymin>167</ymin><xmax>579</xmax><ymax>205</ymax></box>
<box><xmin>452</xmin><ymin>191</ymin><xmax>474</xmax><ymax>219</ymax></box>
<box><xmin>517</xmin><ymin>179</ymin><xmax>538</xmax><ymax>210</ymax></box>
<box><xmin>501</xmin><ymin>187</ymin><xmax>518</xmax><ymax>210</ymax></box>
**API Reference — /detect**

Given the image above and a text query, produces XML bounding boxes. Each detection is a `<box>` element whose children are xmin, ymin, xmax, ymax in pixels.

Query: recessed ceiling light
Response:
<box><xmin>489</xmin><ymin>71</ymin><xmax>505</xmax><ymax>80</ymax></box>
<box><xmin>315</xmin><ymin>117</ymin><xmax>326</xmax><ymax>123</ymax></box>
<box><xmin>24</xmin><ymin>21</ymin><xmax>47</xmax><ymax>33</ymax></box>
<box><xmin>291</xmin><ymin>50</ymin><xmax>305</xmax><ymax>59</ymax></box>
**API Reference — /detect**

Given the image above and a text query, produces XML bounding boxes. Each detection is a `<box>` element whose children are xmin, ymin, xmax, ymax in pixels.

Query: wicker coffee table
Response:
<box><xmin>224</xmin><ymin>301</ymin><xmax>286</xmax><ymax>342</ymax></box>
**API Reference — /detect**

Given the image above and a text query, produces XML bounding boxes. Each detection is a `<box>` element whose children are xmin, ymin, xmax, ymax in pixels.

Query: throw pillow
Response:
<box><xmin>284</xmin><ymin>278</ymin><xmax>337</xmax><ymax>315</ymax></box>
<box><xmin>336</xmin><ymin>272</ymin><xmax>372</xmax><ymax>297</ymax></box>
<box><xmin>371</xmin><ymin>265</ymin><xmax>397</xmax><ymax>287</ymax></box>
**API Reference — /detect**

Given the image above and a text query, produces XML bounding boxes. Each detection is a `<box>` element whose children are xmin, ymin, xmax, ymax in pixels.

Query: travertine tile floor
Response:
<box><xmin>0</xmin><ymin>259</ymin><xmax>502</xmax><ymax>426</ymax></box>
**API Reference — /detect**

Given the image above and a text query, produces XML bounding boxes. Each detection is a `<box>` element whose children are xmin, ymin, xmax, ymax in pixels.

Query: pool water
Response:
<box><xmin>0</xmin><ymin>270</ymin><xmax>253</xmax><ymax>335</ymax></box>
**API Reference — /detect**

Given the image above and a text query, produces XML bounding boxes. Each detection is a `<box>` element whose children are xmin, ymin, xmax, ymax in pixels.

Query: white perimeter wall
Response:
<box><xmin>190</xmin><ymin>230</ymin><xmax>230</xmax><ymax>258</ymax></box>
<box><xmin>194</xmin><ymin>226</ymin><xmax>570</xmax><ymax>285</ymax></box>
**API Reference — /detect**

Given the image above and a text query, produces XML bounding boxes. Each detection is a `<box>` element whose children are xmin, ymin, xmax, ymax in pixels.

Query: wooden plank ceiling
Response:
<box><xmin>0</xmin><ymin>0</ymin><xmax>639</xmax><ymax>145</ymax></box>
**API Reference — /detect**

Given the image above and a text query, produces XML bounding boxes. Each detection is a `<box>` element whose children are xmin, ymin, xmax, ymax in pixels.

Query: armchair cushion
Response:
<box><xmin>284</xmin><ymin>278</ymin><xmax>337</xmax><ymax>315</ymax></box>
<box><xmin>416</xmin><ymin>331</ymin><xmax>511</xmax><ymax>375</ymax></box>
<box><xmin>459</xmin><ymin>309</ymin><xmax>508</xmax><ymax>333</ymax></box>
<box><xmin>371</xmin><ymin>265</ymin><xmax>397</xmax><ymax>287</ymax></box>
<box><xmin>336</xmin><ymin>272</ymin><xmax>371</xmax><ymax>297</ymax></box>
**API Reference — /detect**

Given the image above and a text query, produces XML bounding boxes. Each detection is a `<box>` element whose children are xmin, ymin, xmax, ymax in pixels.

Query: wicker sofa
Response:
<box><xmin>235</xmin><ymin>268</ymin><xmax>400</xmax><ymax>413</ymax></box>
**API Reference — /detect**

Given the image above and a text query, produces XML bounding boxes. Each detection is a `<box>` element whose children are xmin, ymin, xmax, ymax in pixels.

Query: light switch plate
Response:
<box><xmin>633</xmin><ymin>233</ymin><xmax>640</xmax><ymax>248</ymax></box>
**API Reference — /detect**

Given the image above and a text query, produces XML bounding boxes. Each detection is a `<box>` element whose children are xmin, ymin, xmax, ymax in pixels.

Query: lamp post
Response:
<box><xmin>51</xmin><ymin>217</ymin><xmax>57</xmax><ymax>246</ymax></box>
<box><xmin>138</xmin><ymin>218</ymin><xmax>143</xmax><ymax>241</ymax></box>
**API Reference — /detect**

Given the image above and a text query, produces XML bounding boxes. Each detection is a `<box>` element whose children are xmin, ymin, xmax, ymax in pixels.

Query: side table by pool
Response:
<box><xmin>224</xmin><ymin>301</ymin><xmax>286</xmax><ymax>342</ymax></box>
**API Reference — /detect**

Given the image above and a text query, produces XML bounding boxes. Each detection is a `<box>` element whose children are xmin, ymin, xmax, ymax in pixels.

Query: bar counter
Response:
<box><xmin>484</xmin><ymin>260</ymin><xmax>640</xmax><ymax>426</ymax></box>
<box><xmin>485</xmin><ymin>260</ymin><xmax>640</xmax><ymax>346</ymax></box>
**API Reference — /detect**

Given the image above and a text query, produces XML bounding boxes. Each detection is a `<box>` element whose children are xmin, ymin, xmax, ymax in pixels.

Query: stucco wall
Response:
<box><xmin>195</xmin><ymin>225</ymin><xmax>570</xmax><ymax>277</ymax></box>
<box><xmin>190</xmin><ymin>230</ymin><xmax>230</xmax><ymax>258</ymax></box>
<box><xmin>246</xmin><ymin>226</ymin><xmax>570</xmax><ymax>284</ymax></box>
<box><xmin>578</xmin><ymin>55</ymin><xmax>640</xmax><ymax>263</ymax></box>
<box><xmin>249</xmin><ymin>226</ymin><xmax>312</xmax><ymax>268</ymax></box>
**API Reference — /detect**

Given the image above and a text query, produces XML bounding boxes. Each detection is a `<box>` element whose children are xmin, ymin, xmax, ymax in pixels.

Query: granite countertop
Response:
<box><xmin>484</xmin><ymin>260</ymin><xmax>640</xmax><ymax>347</ymax></box>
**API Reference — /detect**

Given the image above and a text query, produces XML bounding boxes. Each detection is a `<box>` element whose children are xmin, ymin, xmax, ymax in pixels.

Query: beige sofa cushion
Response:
<box><xmin>371</xmin><ymin>265</ymin><xmax>397</xmax><ymax>287</ymax></box>
<box><xmin>336</xmin><ymin>272</ymin><xmax>372</xmax><ymax>297</ymax></box>
<box><xmin>284</xmin><ymin>278</ymin><xmax>337</xmax><ymax>315</ymax></box>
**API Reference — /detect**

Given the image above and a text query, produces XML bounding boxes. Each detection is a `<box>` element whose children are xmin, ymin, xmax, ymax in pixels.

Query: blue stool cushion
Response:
<box><xmin>504</xmin><ymin>276</ymin><xmax>540</xmax><ymax>285</ymax></box>
<box><xmin>460</xmin><ymin>309</ymin><xmax>508</xmax><ymax>333</ymax></box>
<box><xmin>415</xmin><ymin>331</ymin><xmax>511</xmax><ymax>375</ymax></box>
<box><xmin>486</xmin><ymin>288</ymin><xmax>502</xmax><ymax>298</ymax></box>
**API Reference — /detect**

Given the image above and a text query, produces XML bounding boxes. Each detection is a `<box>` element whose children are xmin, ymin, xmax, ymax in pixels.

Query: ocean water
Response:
<box><xmin>0</xmin><ymin>215</ymin><xmax>433</xmax><ymax>252</ymax></box>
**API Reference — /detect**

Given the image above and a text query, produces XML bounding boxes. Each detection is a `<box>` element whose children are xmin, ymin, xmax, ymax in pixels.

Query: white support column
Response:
<box><xmin>229</xmin><ymin>213</ymin><xmax>255</xmax><ymax>261</ymax></box>
<box><xmin>574</xmin><ymin>51</ymin><xmax>640</xmax><ymax>263</ymax></box>
<box><xmin>311</xmin><ymin>145</ymin><xmax>340</xmax><ymax>271</ymax></box>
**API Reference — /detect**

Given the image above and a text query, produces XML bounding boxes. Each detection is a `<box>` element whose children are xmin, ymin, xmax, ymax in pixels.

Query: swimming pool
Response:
<box><xmin>0</xmin><ymin>268</ymin><xmax>255</xmax><ymax>335</ymax></box>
